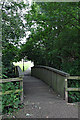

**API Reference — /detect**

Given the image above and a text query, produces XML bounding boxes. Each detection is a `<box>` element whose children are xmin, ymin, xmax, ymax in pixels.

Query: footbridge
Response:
<box><xmin>4</xmin><ymin>65</ymin><xmax>79</xmax><ymax>118</ymax></box>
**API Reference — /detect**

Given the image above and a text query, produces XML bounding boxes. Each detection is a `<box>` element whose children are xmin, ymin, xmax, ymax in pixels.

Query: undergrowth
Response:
<box><xmin>1</xmin><ymin>81</ymin><xmax>23</xmax><ymax>114</ymax></box>
<box><xmin>68</xmin><ymin>79</ymin><xmax>80</xmax><ymax>103</ymax></box>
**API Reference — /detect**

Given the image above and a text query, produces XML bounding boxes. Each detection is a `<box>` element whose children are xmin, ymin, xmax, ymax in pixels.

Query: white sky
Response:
<box><xmin>20</xmin><ymin>0</ymin><xmax>32</xmax><ymax>44</ymax></box>
<box><xmin>13</xmin><ymin>0</ymin><xmax>32</xmax><ymax>5</ymax></box>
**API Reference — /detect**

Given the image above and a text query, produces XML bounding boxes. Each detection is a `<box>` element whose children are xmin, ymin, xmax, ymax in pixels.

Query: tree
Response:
<box><xmin>2</xmin><ymin>2</ymin><xmax>26</xmax><ymax>78</ymax></box>
<box><xmin>22</xmin><ymin>2</ymin><xmax>80</xmax><ymax>75</ymax></box>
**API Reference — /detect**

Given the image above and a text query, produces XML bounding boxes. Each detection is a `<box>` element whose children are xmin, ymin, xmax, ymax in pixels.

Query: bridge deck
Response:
<box><xmin>23</xmin><ymin>75</ymin><xmax>78</xmax><ymax>118</ymax></box>
<box><xmin>3</xmin><ymin>69</ymin><xmax>78</xmax><ymax>118</ymax></box>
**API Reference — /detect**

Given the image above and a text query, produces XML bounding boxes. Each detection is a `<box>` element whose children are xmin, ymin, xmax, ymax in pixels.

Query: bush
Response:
<box><xmin>2</xmin><ymin>64</ymin><xmax>18</xmax><ymax>79</ymax></box>
<box><xmin>68</xmin><ymin>79</ymin><xmax>80</xmax><ymax>103</ymax></box>
<box><xmin>1</xmin><ymin>81</ymin><xmax>23</xmax><ymax>114</ymax></box>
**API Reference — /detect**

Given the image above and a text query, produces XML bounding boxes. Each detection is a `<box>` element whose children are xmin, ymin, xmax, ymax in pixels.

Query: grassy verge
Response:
<box><xmin>13</xmin><ymin>61</ymin><xmax>34</xmax><ymax>71</ymax></box>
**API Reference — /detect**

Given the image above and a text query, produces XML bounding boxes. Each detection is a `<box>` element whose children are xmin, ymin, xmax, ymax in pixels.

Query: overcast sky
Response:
<box><xmin>20</xmin><ymin>0</ymin><xmax>32</xmax><ymax>44</ymax></box>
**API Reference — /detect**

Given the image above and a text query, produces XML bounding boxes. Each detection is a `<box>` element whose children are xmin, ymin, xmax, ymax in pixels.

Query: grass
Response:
<box><xmin>13</xmin><ymin>61</ymin><xmax>34</xmax><ymax>71</ymax></box>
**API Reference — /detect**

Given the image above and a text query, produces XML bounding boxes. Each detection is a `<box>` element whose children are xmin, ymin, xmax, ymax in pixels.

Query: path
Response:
<box><xmin>3</xmin><ymin>69</ymin><xmax>78</xmax><ymax>118</ymax></box>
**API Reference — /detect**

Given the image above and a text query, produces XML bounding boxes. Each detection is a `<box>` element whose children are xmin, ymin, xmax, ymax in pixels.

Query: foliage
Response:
<box><xmin>2</xmin><ymin>1</ymin><xmax>26</xmax><ymax>78</ymax></box>
<box><xmin>68</xmin><ymin>92</ymin><xmax>80</xmax><ymax>103</ymax></box>
<box><xmin>68</xmin><ymin>79</ymin><xmax>80</xmax><ymax>103</ymax></box>
<box><xmin>68</xmin><ymin>79</ymin><xmax>80</xmax><ymax>88</ymax></box>
<box><xmin>20</xmin><ymin>2</ymin><xmax>80</xmax><ymax>75</ymax></box>
<box><xmin>1</xmin><ymin>81</ymin><xmax>23</xmax><ymax>114</ymax></box>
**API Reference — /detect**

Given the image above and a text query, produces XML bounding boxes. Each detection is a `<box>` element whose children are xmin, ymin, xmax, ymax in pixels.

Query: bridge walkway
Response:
<box><xmin>14</xmin><ymin>69</ymin><xmax>78</xmax><ymax>118</ymax></box>
<box><xmin>3</xmin><ymin>69</ymin><xmax>78</xmax><ymax>118</ymax></box>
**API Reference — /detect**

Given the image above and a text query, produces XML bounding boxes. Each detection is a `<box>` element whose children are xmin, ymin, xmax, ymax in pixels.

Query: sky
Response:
<box><xmin>20</xmin><ymin>0</ymin><xmax>32</xmax><ymax>44</ymax></box>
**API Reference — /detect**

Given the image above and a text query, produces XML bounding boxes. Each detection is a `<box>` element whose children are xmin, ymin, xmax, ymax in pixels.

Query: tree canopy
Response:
<box><xmin>2</xmin><ymin>1</ymin><xmax>27</xmax><ymax>78</ymax></box>
<box><xmin>2</xmin><ymin>2</ymin><xmax>80</xmax><ymax>77</ymax></box>
<box><xmin>20</xmin><ymin>2</ymin><xmax>80</xmax><ymax>75</ymax></box>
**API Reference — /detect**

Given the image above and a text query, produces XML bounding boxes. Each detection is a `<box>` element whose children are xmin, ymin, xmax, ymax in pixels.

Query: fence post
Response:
<box><xmin>65</xmin><ymin>78</ymin><xmax>68</xmax><ymax>102</ymax></box>
<box><xmin>20</xmin><ymin>79</ymin><xmax>23</xmax><ymax>103</ymax></box>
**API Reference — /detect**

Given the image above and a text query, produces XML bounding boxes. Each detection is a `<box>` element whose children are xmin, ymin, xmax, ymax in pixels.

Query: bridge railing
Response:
<box><xmin>65</xmin><ymin>76</ymin><xmax>80</xmax><ymax>103</ymax></box>
<box><xmin>31</xmin><ymin>65</ymin><xmax>70</xmax><ymax>99</ymax></box>
<box><xmin>31</xmin><ymin>65</ymin><xmax>80</xmax><ymax>103</ymax></box>
<box><xmin>14</xmin><ymin>66</ymin><xmax>24</xmax><ymax>78</ymax></box>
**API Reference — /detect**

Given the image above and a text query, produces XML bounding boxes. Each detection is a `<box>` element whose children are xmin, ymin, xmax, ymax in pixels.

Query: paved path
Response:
<box><xmin>3</xmin><ymin>70</ymin><xmax>79</xmax><ymax>118</ymax></box>
<box><xmin>23</xmin><ymin>67</ymin><xmax>31</xmax><ymax>76</ymax></box>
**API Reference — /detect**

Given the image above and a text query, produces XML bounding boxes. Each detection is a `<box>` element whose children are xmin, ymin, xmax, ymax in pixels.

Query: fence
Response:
<box><xmin>0</xmin><ymin>77</ymin><xmax>23</xmax><ymax>103</ymax></box>
<box><xmin>65</xmin><ymin>76</ymin><xmax>80</xmax><ymax>103</ymax></box>
<box><xmin>0</xmin><ymin>66</ymin><xmax>24</xmax><ymax>109</ymax></box>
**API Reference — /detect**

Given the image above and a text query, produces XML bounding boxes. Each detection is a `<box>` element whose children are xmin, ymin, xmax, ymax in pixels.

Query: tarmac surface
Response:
<box><xmin>3</xmin><ymin>69</ymin><xmax>79</xmax><ymax>118</ymax></box>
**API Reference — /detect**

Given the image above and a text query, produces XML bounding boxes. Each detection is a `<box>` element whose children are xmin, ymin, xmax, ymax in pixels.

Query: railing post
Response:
<box><xmin>20</xmin><ymin>79</ymin><xmax>23</xmax><ymax>103</ymax></box>
<box><xmin>65</xmin><ymin>78</ymin><xmax>68</xmax><ymax>102</ymax></box>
